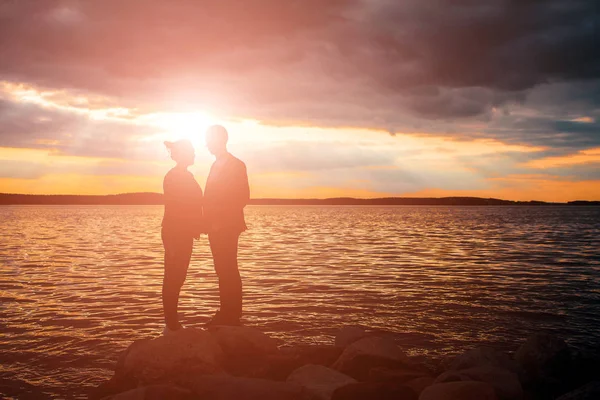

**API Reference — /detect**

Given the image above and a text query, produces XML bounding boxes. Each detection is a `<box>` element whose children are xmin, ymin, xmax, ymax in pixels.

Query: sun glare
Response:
<box><xmin>145</xmin><ymin>111</ymin><xmax>217</xmax><ymax>148</ymax></box>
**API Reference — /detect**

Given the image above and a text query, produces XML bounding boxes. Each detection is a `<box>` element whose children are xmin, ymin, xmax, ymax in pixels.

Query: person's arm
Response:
<box><xmin>236</xmin><ymin>162</ymin><xmax>250</xmax><ymax>208</ymax></box>
<box><xmin>163</xmin><ymin>172</ymin><xmax>177</xmax><ymax>210</ymax></box>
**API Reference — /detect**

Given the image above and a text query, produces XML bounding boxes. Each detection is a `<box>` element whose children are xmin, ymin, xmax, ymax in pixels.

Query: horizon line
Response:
<box><xmin>1</xmin><ymin>192</ymin><xmax>599</xmax><ymax>205</ymax></box>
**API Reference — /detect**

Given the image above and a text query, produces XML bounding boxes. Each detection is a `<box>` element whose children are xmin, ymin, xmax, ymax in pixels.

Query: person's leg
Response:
<box><xmin>209</xmin><ymin>232</ymin><xmax>242</xmax><ymax>321</ymax></box>
<box><xmin>162</xmin><ymin>231</ymin><xmax>193</xmax><ymax>330</ymax></box>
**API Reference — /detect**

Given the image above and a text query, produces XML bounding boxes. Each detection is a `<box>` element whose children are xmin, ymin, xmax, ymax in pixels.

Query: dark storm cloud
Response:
<box><xmin>0</xmin><ymin>0</ymin><xmax>598</xmax><ymax>149</ymax></box>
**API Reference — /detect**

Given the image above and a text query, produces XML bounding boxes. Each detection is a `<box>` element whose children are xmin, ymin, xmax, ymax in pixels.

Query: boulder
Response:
<box><xmin>335</xmin><ymin>327</ymin><xmax>368</xmax><ymax>348</ymax></box>
<box><xmin>515</xmin><ymin>334</ymin><xmax>571</xmax><ymax>383</ymax></box>
<box><xmin>287</xmin><ymin>364</ymin><xmax>356</xmax><ymax>400</ymax></box>
<box><xmin>435</xmin><ymin>365</ymin><xmax>523</xmax><ymax>400</ymax></box>
<box><xmin>419</xmin><ymin>381</ymin><xmax>499</xmax><ymax>400</ymax></box>
<box><xmin>332</xmin><ymin>336</ymin><xmax>410</xmax><ymax>380</ymax></box>
<box><xmin>331</xmin><ymin>382</ymin><xmax>418</xmax><ymax>400</ymax></box>
<box><xmin>208</xmin><ymin>325</ymin><xmax>279</xmax><ymax>357</ymax></box>
<box><xmin>181</xmin><ymin>375</ymin><xmax>316</xmax><ymax>400</ymax></box>
<box><xmin>105</xmin><ymin>384</ymin><xmax>195</xmax><ymax>400</ymax></box>
<box><xmin>449</xmin><ymin>347</ymin><xmax>521</xmax><ymax>375</ymax></box>
<box><xmin>556</xmin><ymin>381</ymin><xmax>600</xmax><ymax>400</ymax></box>
<box><xmin>123</xmin><ymin>328</ymin><xmax>223</xmax><ymax>385</ymax></box>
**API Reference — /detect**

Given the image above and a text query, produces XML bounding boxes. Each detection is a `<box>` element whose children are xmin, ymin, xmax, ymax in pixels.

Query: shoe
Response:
<box><xmin>205</xmin><ymin>311</ymin><xmax>241</xmax><ymax>328</ymax></box>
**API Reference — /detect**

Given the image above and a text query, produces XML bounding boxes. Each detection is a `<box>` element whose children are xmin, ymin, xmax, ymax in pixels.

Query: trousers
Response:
<box><xmin>208</xmin><ymin>231</ymin><xmax>242</xmax><ymax>318</ymax></box>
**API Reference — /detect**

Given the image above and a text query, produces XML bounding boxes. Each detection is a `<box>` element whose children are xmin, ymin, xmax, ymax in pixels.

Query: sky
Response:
<box><xmin>0</xmin><ymin>1</ymin><xmax>599</xmax><ymax>201</ymax></box>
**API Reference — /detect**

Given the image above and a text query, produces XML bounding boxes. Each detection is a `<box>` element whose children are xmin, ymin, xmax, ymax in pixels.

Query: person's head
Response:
<box><xmin>205</xmin><ymin>125</ymin><xmax>228</xmax><ymax>156</ymax></box>
<box><xmin>164</xmin><ymin>139</ymin><xmax>195</xmax><ymax>167</ymax></box>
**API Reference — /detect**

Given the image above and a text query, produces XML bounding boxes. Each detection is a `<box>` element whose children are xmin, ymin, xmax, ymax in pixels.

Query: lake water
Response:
<box><xmin>1</xmin><ymin>205</ymin><xmax>599</xmax><ymax>398</ymax></box>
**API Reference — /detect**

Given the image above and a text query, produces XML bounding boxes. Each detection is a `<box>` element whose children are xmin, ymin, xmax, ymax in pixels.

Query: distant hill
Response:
<box><xmin>1</xmin><ymin>192</ymin><xmax>598</xmax><ymax>206</ymax></box>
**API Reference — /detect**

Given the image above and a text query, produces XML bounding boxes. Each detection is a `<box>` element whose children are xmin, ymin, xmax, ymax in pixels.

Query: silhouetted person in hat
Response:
<box><xmin>161</xmin><ymin>139</ymin><xmax>203</xmax><ymax>334</ymax></box>
<box><xmin>204</xmin><ymin>125</ymin><xmax>249</xmax><ymax>326</ymax></box>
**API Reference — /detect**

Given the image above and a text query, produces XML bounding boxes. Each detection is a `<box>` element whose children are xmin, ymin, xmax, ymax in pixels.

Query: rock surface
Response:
<box><xmin>448</xmin><ymin>347</ymin><xmax>521</xmax><ymax>374</ymax></box>
<box><xmin>556</xmin><ymin>381</ymin><xmax>600</xmax><ymax>400</ymax></box>
<box><xmin>105</xmin><ymin>384</ymin><xmax>195</xmax><ymax>400</ymax></box>
<box><xmin>181</xmin><ymin>375</ymin><xmax>315</xmax><ymax>400</ymax></box>
<box><xmin>332</xmin><ymin>336</ymin><xmax>410</xmax><ymax>380</ymax></box>
<box><xmin>287</xmin><ymin>364</ymin><xmax>356</xmax><ymax>400</ymax></box>
<box><xmin>208</xmin><ymin>325</ymin><xmax>279</xmax><ymax>356</ymax></box>
<box><xmin>89</xmin><ymin>328</ymin><xmax>590</xmax><ymax>400</ymax></box>
<box><xmin>435</xmin><ymin>365</ymin><xmax>523</xmax><ymax>400</ymax></box>
<box><xmin>420</xmin><ymin>381</ymin><xmax>499</xmax><ymax>400</ymax></box>
<box><xmin>404</xmin><ymin>376</ymin><xmax>435</xmax><ymax>396</ymax></box>
<box><xmin>331</xmin><ymin>382</ymin><xmax>418</xmax><ymax>400</ymax></box>
<box><xmin>368</xmin><ymin>366</ymin><xmax>431</xmax><ymax>383</ymax></box>
<box><xmin>335</xmin><ymin>327</ymin><xmax>369</xmax><ymax>348</ymax></box>
<box><xmin>514</xmin><ymin>334</ymin><xmax>571</xmax><ymax>382</ymax></box>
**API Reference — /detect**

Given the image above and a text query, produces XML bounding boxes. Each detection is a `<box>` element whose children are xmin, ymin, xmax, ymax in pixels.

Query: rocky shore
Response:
<box><xmin>89</xmin><ymin>326</ymin><xmax>599</xmax><ymax>400</ymax></box>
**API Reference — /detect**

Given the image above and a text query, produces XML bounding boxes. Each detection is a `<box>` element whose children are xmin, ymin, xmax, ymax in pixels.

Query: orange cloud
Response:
<box><xmin>525</xmin><ymin>148</ymin><xmax>600</xmax><ymax>169</ymax></box>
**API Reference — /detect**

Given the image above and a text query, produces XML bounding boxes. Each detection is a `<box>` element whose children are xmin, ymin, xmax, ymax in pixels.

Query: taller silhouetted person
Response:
<box><xmin>203</xmin><ymin>125</ymin><xmax>250</xmax><ymax>326</ymax></box>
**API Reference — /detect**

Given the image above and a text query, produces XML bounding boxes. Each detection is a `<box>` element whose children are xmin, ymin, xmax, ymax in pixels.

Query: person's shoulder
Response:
<box><xmin>228</xmin><ymin>154</ymin><xmax>246</xmax><ymax>169</ymax></box>
<box><xmin>165</xmin><ymin>167</ymin><xmax>192</xmax><ymax>181</ymax></box>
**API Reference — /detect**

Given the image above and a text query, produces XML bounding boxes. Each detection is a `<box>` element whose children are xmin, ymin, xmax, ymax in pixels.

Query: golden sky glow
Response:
<box><xmin>0</xmin><ymin>79</ymin><xmax>598</xmax><ymax>202</ymax></box>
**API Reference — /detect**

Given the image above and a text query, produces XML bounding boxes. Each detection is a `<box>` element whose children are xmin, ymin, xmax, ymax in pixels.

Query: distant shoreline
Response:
<box><xmin>1</xmin><ymin>193</ymin><xmax>598</xmax><ymax>206</ymax></box>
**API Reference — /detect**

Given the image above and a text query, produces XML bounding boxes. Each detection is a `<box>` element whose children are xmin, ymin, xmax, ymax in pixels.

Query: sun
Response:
<box><xmin>147</xmin><ymin>111</ymin><xmax>217</xmax><ymax>148</ymax></box>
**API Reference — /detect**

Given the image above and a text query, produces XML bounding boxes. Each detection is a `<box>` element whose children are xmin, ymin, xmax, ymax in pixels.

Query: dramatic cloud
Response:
<box><xmin>0</xmin><ymin>1</ymin><xmax>597</xmax><ymax>128</ymax></box>
<box><xmin>0</xmin><ymin>1</ymin><xmax>599</xmax><ymax>199</ymax></box>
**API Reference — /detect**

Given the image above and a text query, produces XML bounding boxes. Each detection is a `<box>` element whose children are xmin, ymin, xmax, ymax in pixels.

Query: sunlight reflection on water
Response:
<box><xmin>0</xmin><ymin>205</ymin><xmax>599</xmax><ymax>398</ymax></box>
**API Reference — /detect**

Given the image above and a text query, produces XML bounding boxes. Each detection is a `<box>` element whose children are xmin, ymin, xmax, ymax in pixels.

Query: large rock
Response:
<box><xmin>556</xmin><ymin>381</ymin><xmax>600</xmax><ymax>400</ymax></box>
<box><xmin>105</xmin><ymin>384</ymin><xmax>195</xmax><ymax>400</ymax></box>
<box><xmin>209</xmin><ymin>326</ymin><xmax>279</xmax><ymax>357</ymax></box>
<box><xmin>332</xmin><ymin>336</ymin><xmax>410</xmax><ymax>380</ymax></box>
<box><xmin>515</xmin><ymin>334</ymin><xmax>571</xmax><ymax>383</ymax></box>
<box><xmin>435</xmin><ymin>365</ymin><xmax>523</xmax><ymax>400</ymax></box>
<box><xmin>335</xmin><ymin>327</ymin><xmax>368</xmax><ymax>348</ymax></box>
<box><xmin>123</xmin><ymin>328</ymin><xmax>223</xmax><ymax>385</ymax></box>
<box><xmin>419</xmin><ymin>381</ymin><xmax>499</xmax><ymax>400</ymax></box>
<box><xmin>331</xmin><ymin>382</ymin><xmax>418</xmax><ymax>400</ymax></box>
<box><xmin>449</xmin><ymin>347</ymin><xmax>521</xmax><ymax>375</ymax></box>
<box><xmin>287</xmin><ymin>364</ymin><xmax>356</xmax><ymax>400</ymax></box>
<box><xmin>180</xmin><ymin>375</ymin><xmax>316</xmax><ymax>400</ymax></box>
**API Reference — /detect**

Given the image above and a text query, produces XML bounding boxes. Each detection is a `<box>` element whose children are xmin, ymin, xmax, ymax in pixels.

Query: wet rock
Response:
<box><xmin>123</xmin><ymin>328</ymin><xmax>223</xmax><ymax>385</ymax></box>
<box><xmin>181</xmin><ymin>375</ymin><xmax>316</xmax><ymax>400</ymax></box>
<box><xmin>435</xmin><ymin>365</ymin><xmax>523</xmax><ymax>400</ymax></box>
<box><xmin>419</xmin><ymin>381</ymin><xmax>499</xmax><ymax>400</ymax></box>
<box><xmin>208</xmin><ymin>325</ymin><xmax>279</xmax><ymax>357</ymax></box>
<box><xmin>331</xmin><ymin>382</ymin><xmax>418</xmax><ymax>400</ymax></box>
<box><xmin>287</xmin><ymin>364</ymin><xmax>356</xmax><ymax>400</ymax></box>
<box><xmin>332</xmin><ymin>336</ymin><xmax>410</xmax><ymax>380</ymax></box>
<box><xmin>335</xmin><ymin>327</ymin><xmax>368</xmax><ymax>348</ymax></box>
<box><xmin>105</xmin><ymin>384</ymin><xmax>195</xmax><ymax>400</ymax></box>
<box><xmin>449</xmin><ymin>347</ymin><xmax>522</xmax><ymax>375</ymax></box>
<box><xmin>556</xmin><ymin>380</ymin><xmax>600</xmax><ymax>400</ymax></box>
<box><xmin>514</xmin><ymin>334</ymin><xmax>571</xmax><ymax>395</ymax></box>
